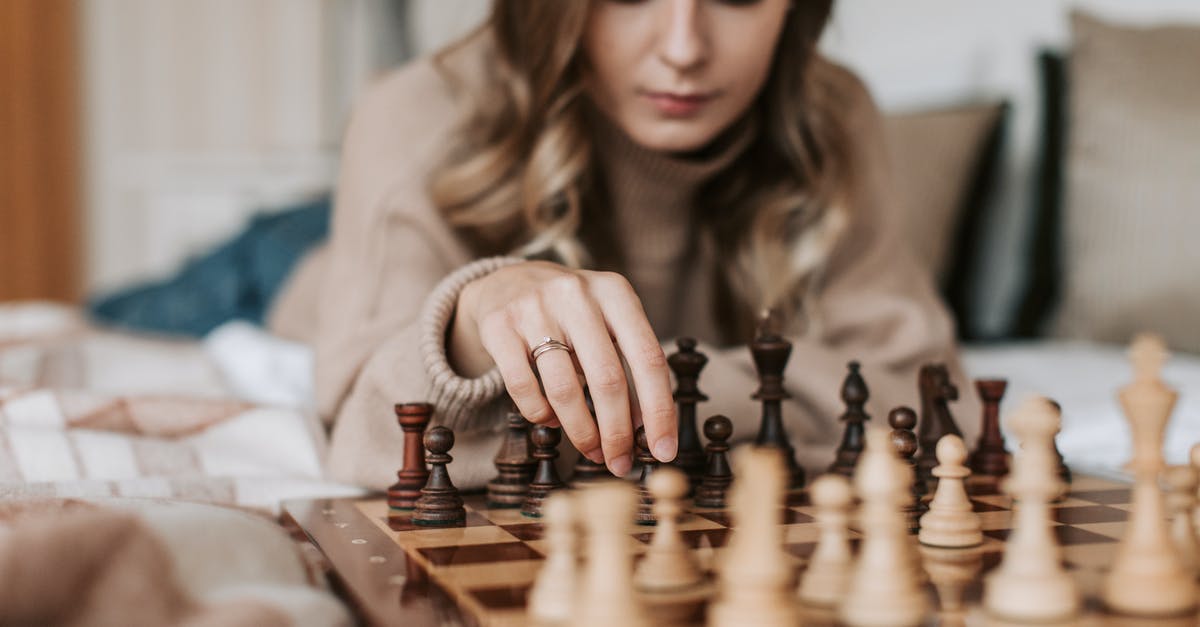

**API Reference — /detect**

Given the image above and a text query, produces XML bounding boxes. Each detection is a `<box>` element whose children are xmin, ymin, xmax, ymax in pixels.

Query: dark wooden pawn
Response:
<box><xmin>412</xmin><ymin>426</ymin><xmax>465</xmax><ymax>526</ymax></box>
<box><xmin>694</xmin><ymin>415</ymin><xmax>734</xmax><ymax>508</ymax></box>
<box><xmin>916</xmin><ymin>364</ymin><xmax>964</xmax><ymax>486</ymax></box>
<box><xmin>668</xmin><ymin>338</ymin><xmax>709</xmax><ymax>491</ymax></box>
<box><xmin>969</xmin><ymin>379</ymin><xmax>1010</xmax><ymax>477</ymax></box>
<box><xmin>1047</xmin><ymin>399</ymin><xmax>1072</xmax><ymax>484</ymax></box>
<box><xmin>750</xmin><ymin>324</ymin><xmax>804</xmax><ymax>489</ymax></box>
<box><xmin>635</xmin><ymin>426</ymin><xmax>660</xmax><ymax>525</ymax></box>
<box><xmin>521</xmin><ymin>425</ymin><xmax>566</xmax><ymax>518</ymax></box>
<box><xmin>829</xmin><ymin>361</ymin><xmax>871</xmax><ymax>476</ymax></box>
<box><xmin>388</xmin><ymin>402</ymin><xmax>432</xmax><ymax>513</ymax></box>
<box><xmin>486</xmin><ymin>405</ymin><xmax>536</xmax><ymax>508</ymax></box>
<box><xmin>572</xmin><ymin>392</ymin><xmax>612</xmax><ymax>486</ymax></box>
<box><xmin>888</xmin><ymin>406</ymin><xmax>927</xmax><ymax>534</ymax></box>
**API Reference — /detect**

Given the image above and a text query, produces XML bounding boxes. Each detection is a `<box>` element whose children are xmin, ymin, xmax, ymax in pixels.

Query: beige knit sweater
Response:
<box><xmin>272</xmin><ymin>36</ymin><xmax>980</xmax><ymax>490</ymax></box>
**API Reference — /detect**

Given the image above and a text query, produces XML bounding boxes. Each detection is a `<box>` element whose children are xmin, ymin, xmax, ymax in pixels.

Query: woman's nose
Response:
<box><xmin>657</xmin><ymin>0</ymin><xmax>708</xmax><ymax>72</ymax></box>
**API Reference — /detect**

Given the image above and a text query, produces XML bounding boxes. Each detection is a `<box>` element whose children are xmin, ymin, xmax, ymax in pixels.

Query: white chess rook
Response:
<box><xmin>982</xmin><ymin>396</ymin><xmax>1080</xmax><ymax>622</ymax></box>
<box><xmin>1102</xmin><ymin>334</ymin><xmax>1196</xmax><ymax>616</ymax></box>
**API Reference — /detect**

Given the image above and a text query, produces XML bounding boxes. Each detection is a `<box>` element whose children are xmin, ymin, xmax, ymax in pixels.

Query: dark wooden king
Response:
<box><xmin>668</xmin><ymin>337</ymin><xmax>708</xmax><ymax>489</ymax></box>
<box><xmin>751</xmin><ymin>327</ymin><xmax>804</xmax><ymax>489</ymax></box>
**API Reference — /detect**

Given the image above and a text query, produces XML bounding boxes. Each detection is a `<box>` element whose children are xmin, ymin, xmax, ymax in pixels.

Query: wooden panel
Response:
<box><xmin>0</xmin><ymin>0</ymin><xmax>81</xmax><ymax>301</ymax></box>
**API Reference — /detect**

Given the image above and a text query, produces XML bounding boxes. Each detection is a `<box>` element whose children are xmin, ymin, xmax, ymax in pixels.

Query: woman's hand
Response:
<box><xmin>450</xmin><ymin>261</ymin><xmax>677</xmax><ymax>477</ymax></box>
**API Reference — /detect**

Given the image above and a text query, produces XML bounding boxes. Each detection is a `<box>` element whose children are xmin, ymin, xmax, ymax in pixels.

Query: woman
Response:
<box><xmin>285</xmin><ymin>0</ymin><xmax>977</xmax><ymax>489</ymax></box>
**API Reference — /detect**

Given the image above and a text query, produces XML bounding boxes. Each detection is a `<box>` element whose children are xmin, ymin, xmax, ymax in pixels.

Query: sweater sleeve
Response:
<box><xmin>313</xmin><ymin>57</ymin><xmax>524</xmax><ymax>490</ymax></box>
<box><xmin>680</xmin><ymin>69</ymin><xmax>981</xmax><ymax>474</ymax></box>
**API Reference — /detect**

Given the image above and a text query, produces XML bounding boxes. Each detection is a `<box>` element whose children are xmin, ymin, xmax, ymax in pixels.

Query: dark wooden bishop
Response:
<box><xmin>969</xmin><ymin>379</ymin><xmax>1009</xmax><ymax>477</ymax></box>
<box><xmin>829</xmin><ymin>361</ymin><xmax>870</xmax><ymax>477</ymax></box>
<box><xmin>412</xmin><ymin>426</ymin><xmax>466</xmax><ymax>526</ymax></box>
<box><xmin>750</xmin><ymin>328</ymin><xmax>804</xmax><ymax>489</ymax></box>
<box><xmin>388</xmin><ymin>402</ymin><xmax>432</xmax><ymax>512</ymax></box>
<box><xmin>486</xmin><ymin>404</ymin><xmax>536</xmax><ymax>508</ymax></box>
<box><xmin>668</xmin><ymin>338</ymin><xmax>709</xmax><ymax>490</ymax></box>
<box><xmin>694</xmin><ymin>415</ymin><xmax>733</xmax><ymax>508</ymax></box>
<box><xmin>888</xmin><ymin>406</ymin><xmax>927</xmax><ymax>534</ymax></box>
<box><xmin>635</xmin><ymin>426</ymin><xmax>660</xmax><ymax>525</ymax></box>
<box><xmin>521</xmin><ymin>425</ymin><xmax>566</xmax><ymax>518</ymax></box>
<box><xmin>916</xmin><ymin>364</ymin><xmax>964</xmax><ymax>486</ymax></box>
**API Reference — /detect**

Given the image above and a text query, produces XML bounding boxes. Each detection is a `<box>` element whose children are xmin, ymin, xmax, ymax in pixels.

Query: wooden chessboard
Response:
<box><xmin>283</xmin><ymin>473</ymin><xmax>1185</xmax><ymax>627</ymax></box>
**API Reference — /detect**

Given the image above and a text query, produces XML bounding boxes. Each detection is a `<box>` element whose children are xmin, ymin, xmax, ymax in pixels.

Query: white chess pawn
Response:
<box><xmin>918</xmin><ymin>435</ymin><xmax>983</xmax><ymax>548</ymax></box>
<box><xmin>528</xmin><ymin>492</ymin><xmax>576</xmax><ymax>623</ymax></box>
<box><xmin>798</xmin><ymin>473</ymin><xmax>854</xmax><ymax>607</ymax></box>
<box><xmin>983</xmin><ymin>396</ymin><xmax>1080</xmax><ymax>622</ymax></box>
<box><xmin>635</xmin><ymin>466</ymin><xmax>703</xmax><ymax>591</ymax></box>
<box><xmin>577</xmin><ymin>481</ymin><xmax>649</xmax><ymax>627</ymax></box>
<box><xmin>1164</xmin><ymin>465</ymin><xmax>1199</xmax><ymax>577</ymax></box>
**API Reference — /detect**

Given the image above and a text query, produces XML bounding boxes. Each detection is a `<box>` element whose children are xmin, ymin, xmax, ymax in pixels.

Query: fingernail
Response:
<box><xmin>610</xmin><ymin>454</ymin><xmax>632</xmax><ymax>477</ymax></box>
<box><xmin>653</xmin><ymin>436</ymin><xmax>677</xmax><ymax>462</ymax></box>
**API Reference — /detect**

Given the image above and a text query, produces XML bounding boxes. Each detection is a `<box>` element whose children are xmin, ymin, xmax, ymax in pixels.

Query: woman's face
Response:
<box><xmin>582</xmin><ymin>0</ymin><xmax>791</xmax><ymax>154</ymax></box>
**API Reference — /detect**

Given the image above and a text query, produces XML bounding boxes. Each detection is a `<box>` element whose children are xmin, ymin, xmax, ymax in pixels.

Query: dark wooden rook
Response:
<box><xmin>889</xmin><ymin>406</ymin><xmax>927</xmax><ymax>533</ymax></box>
<box><xmin>521</xmin><ymin>425</ymin><xmax>566</xmax><ymax>518</ymax></box>
<box><xmin>668</xmin><ymin>337</ymin><xmax>709</xmax><ymax>490</ymax></box>
<box><xmin>412</xmin><ymin>426</ymin><xmax>466</xmax><ymax>526</ymax></box>
<box><xmin>750</xmin><ymin>328</ymin><xmax>804</xmax><ymax>489</ymax></box>
<box><xmin>829</xmin><ymin>361</ymin><xmax>870</xmax><ymax>476</ymax></box>
<box><xmin>635</xmin><ymin>426</ymin><xmax>660</xmax><ymax>525</ymax></box>
<box><xmin>694</xmin><ymin>415</ymin><xmax>733</xmax><ymax>508</ymax></box>
<box><xmin>388</xmin><ymin>402</ymin><xmax>432</xmax><ymax>512</ymax></box>
<box><xmin>916</xmin><ymin>364</ymin><xmax>964</xmax><ymax>486</ymax></box>
<box><xmin>969</xmin><ymin>379</ymin><xmax>1010</xmax><ymax>477</ymax></box>
<box><xmin>486</xmin><ymin>405</ymin><xmax>536</xmax><ymax>508</ymax></box>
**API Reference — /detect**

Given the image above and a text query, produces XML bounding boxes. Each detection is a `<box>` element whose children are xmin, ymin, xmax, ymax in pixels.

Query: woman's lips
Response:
<box><xmin>642</xmin><ymin>90</ymin><xmax>715</xmax><ymax>117</ymax></box>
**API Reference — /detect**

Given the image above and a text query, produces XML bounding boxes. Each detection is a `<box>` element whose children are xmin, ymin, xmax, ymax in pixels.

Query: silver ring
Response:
<box><xmin>530</xmin><ymin>336</ymin><xmax>572</xmax><ymax>362</ymax></box>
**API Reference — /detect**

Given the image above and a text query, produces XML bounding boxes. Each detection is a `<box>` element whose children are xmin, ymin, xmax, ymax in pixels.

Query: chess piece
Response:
<box><xmin>528</xmin><ymin>492</ymin><xmax>577</xmax><ymax>623</ymax></box>
<box><xmin>982</xmin><ymin>397</ymin><xmax>1079</xmax><ymax>622</ymax></box>
<box><xmin>969</xmin><ymin>379</ymin><xmax>1009</xmax><ymax>477</ymax></box>
<box><xmin>1046</xmin><ymin>400</ymin><xmax>1072</xmax><ymax>485</ymax></box>
<box><xmin>749</xmin><ymin>316</ymin><xmax>804</xmax><ymax>489</ymax></box>
<box><xmin>840</xmin><ymin>429</ymin><xmax>929</xmax><ymax>627</ymax></box>
<box><xmin>635</xmin><ymin>466</ymin><xmax>703</xmax><ymax>591</ymax></box>
<box><xmin>1102</xmin><ymin>334</ymin><xmax>1196</xmax><ymax>615</ymax></box>
<box><xmin>829</xmin><ymin>361</ymin><xmax>870</xmax><ymax>476</ymax></box>
<box><xmin>388</xmin><ymin>402</ymin><xmax>432</xmax><ymax>512</ymax></box>
<box><xmin>1191</xmin><ymin>443</ymin><xmax>1200</xmax><ymax>538</ymax></box>
<box><xmin>487</xmin><ymin>404</ymin><xmax>536</xmax><ymax>508</ymax></box>
<box><xmin>709</xmin><ymin>447</ymin><xmax>799</xmax><ymax>627</ymax></box>
<box><xmin>694</xmin><ymin>415</ymin><xmax>733</xmax><ymax>508</ymax></box>
<box><xmin>1164</xmin><ymin>465</ymin><xmax>1199</xmax><ymax>577</ymax></box>
<box><xmin>797</xmin><ymin>473</ymin><xmax>853</xmax><ymax>607</ymax></box>
<box><xmin>918</xmin><ymin>435</ymin><xmax>983</xmax><ymax>548</ymax></box>
<box><xmin>635</xmin><ymin>426</ymin><xmax>660</xmax><ymax>525</ymax></box>
<box><xmin>916</xmin><ymin>364</ymin><xmax>963</xmax><ymax>486</ymax></box>
<box><xmin>522</xmin><ymin>425</ymin><xmax>567</xmax><ymax>518</ymax></box>
<box><xmin>572</xmin><ymin>394</ymin><xmax>611</xmax><ymax>485</ymax></box>
<box><xmin>576</xmin><ymin>481</ymin><xmax>649</xmax><ymax>627</ymax></box>
<box><xmin>412</xmin><ymin>426</ymin><xmax>466</xmax><ymax>526</ymax></box>
<box><xmin>668</xmin><ymin>338</ymin><xmax>709</xmax><ymax>489</ymax></box>
<box><xmin>888</xmin><ymin>406</ymin><xmax>927</xmax><ymax>533</ymax></box>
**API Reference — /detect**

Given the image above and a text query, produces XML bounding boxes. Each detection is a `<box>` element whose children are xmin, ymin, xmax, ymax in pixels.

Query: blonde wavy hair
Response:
<box><xmin>430</xmin><ymin>0</ymin><xmax>856</xmax><ymax>342</ymax></box>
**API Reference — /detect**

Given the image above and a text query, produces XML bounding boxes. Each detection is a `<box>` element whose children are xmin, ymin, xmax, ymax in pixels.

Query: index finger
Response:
<box><xmin>591</xmin><ymin>276</ymin><xmax>677</xmax><ymax>462</ymax></box>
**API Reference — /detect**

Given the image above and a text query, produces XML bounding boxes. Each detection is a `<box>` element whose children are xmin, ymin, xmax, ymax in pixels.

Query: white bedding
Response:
<box><xmin>963</xmin><ymin>340</ymin><xmax>1200</xmax><ymax>477</ymax></box>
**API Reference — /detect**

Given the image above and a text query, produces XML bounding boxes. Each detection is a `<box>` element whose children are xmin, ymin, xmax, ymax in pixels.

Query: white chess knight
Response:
<box><xmin>982</xmin><ymin>396</ymin><xmax>1080</xmax><ymax>622</ymax></box>
<box><xmin>918</xmin><ymin>434</ymin><xmax>983</xmax><ymax>548</ymax></box>
<box><xmin>1102</xmin><ymin>334</ymin><xmax>1196</xmax><ymax>615</ymax></box>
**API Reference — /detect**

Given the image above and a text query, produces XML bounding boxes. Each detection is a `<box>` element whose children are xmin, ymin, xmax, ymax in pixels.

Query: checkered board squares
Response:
<box><xmin>290</xmin><ymin>474</ymin><xmax>1141</xmax><ymax>627</ymax></box>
